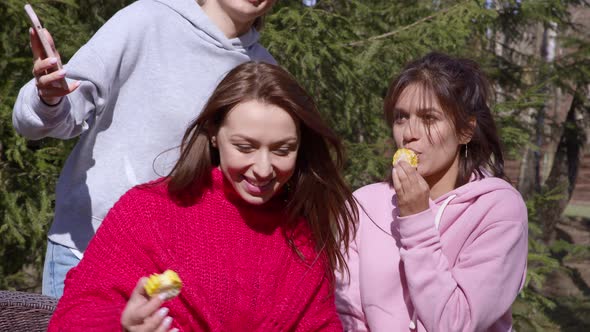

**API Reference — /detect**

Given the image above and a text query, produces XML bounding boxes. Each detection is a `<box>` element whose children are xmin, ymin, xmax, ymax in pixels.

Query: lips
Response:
<box><xmin>403</xmin><ymin>147</ymin><xmax>420</xmax><ymax>154</ymax></box>
<box><xmin>242</xmin><ymin>177</ymin><xmax>274</xmax><ymax>195</ymax></box>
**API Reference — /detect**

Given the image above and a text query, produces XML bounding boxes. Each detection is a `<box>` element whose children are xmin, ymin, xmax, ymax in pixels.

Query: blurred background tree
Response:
<box><xmin>1</xmin><ymin>0</ymin><xmax>588</xmax><ymax>330</ymax></box>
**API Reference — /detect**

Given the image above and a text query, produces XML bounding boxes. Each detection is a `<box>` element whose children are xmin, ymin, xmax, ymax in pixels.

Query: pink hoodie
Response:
<box><xmin>335</xmin><ymin>175</ymin><xmax>528</xmax><ymax>332</ymax></box>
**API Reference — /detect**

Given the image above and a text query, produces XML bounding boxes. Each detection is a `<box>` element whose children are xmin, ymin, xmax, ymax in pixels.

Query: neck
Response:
<box><xmin>199</xmin><ymin>1</ymin><xmax>253</xmax><ymax>38</ymax></box>
<box><xmin>426</xmin><ymin>154</ymin><xmax>460</xmax><ymax>200</ymax></box>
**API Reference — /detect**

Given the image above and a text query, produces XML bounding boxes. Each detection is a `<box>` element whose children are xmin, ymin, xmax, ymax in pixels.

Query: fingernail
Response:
<box><xmin>158</xmin><ymin>293</ymin><xmax>168</xmax><ymax>301</ymax></box>
<box><xmin>57</xmin><ymin>69</ymin><xmax>66</xmax><ymax>76</ymax></box>
<box><xmin>157</xmin><ymin>307</ymin><xmax>169</xmax><ymax>317</ymax></box>
<box><xmin>170</xmin><ymin>329</ymin><xmax>179</xmax><ymax>332</ymax></box>
<box><xmin>163</xmin><ymin>316</ymin><xmax>173</xmax><ymax>327</ymax></box>
<box><xmin>49</xmin><ymin>58</ymin><xmax>58</xmax><ymax>64</ymax></box>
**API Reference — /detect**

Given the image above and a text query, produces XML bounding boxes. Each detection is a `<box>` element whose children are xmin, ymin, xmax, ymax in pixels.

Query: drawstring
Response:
<box><xmin>434</xmin><ymin>194</ymin><xmax>456</xmax><ymax>230</ymax></box>
<box><xmin>409</xmin><ymin>194</ymin><xmax>457</xmax><ymax>330</ymax></box>
<box><xmin>409</xmin><ymin>312</ymin><xmax>417</xmax><ymax>329</ymax></box>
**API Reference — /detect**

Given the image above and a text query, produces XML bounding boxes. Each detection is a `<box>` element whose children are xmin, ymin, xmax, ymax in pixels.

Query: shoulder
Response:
<box><xmin>352</xmin><ymin>182</ymin><xmax>395</xmax><ymax>227</ymax></box>
<box><xmin>353</xmin><ymin>182</ymin><xmax>394</xmax><ymax>203</ymax></box>
<box><xmin>91</xmin><ymin>179</ymin><xmax>171</xmax><ymax>239</ymax></box>
<box><xmin>249</xmin><ymin>46</ymin><xmax>277</xmax><ymax>65</ymax></box>
<box><xmin>89</xmin><ymin>0</ymin><xmax>176</xmax><ymax>41</ymax></box>
<box><xmin>109</xmin><ymin>178</ymin><xmax>172</xmax><ymax>216</ymax></box>
<box><xmin>466</xmin><ymin>177</ymin><xmax>527</xmax><ymax>224</ymax></box>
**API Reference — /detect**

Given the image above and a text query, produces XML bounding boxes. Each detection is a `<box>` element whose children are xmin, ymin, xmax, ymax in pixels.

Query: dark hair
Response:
<box><xmin>253</xmin><ymin>16</ymin><xmax>264</xmax><ymax>31</ymax></box>
<box><xmin>384</xmin><ymin>52</ymin><xmax>506</xmax><ymax>187</ymax></box>
<box><xmin>167</xmin><ymin>62</ymin><xmax>357</xmax><ymax>276</ymax></box>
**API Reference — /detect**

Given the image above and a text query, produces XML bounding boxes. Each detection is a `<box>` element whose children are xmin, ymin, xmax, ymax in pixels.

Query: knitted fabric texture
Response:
<box><xmin>48</xmin><ymin>168</ymin><xmax>342</xmax><ymax>331</ymax></box>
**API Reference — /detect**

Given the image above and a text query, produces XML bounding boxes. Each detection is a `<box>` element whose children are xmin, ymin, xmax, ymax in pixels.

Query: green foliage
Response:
<box><xmin>516</xmin><ymin>190</ymin><xmax>564</xmax><ymax>328</ymax></box>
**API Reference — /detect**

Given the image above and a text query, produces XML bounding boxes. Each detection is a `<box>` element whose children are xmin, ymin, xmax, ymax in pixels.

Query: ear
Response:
<box><xmin>460</xmin><ymin>117</ymin><xmax>477</xmax><ymax>144</ymax></box>
<box><xmin>210</xmin><ymin>135</ymin><xmax>218</xmax><ymax>148</ymax></box>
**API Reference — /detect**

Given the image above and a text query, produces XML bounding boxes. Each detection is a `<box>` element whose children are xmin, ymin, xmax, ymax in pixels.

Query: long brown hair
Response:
<box><xmin>384</xmin><ymin>52</ymin><xmax>507</xmax><ymax>187</ymax></box>
<box><xmin>167</xmin><ymin>62</ymin><xmax>357</xmax><ymax>276</ymax></box>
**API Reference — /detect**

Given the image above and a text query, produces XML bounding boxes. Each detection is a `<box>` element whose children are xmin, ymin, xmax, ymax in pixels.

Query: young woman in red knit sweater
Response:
<box><xmin>48</xmin><ymin>62</ymin><xmax>358</xmax><ymax>332</ymax></box>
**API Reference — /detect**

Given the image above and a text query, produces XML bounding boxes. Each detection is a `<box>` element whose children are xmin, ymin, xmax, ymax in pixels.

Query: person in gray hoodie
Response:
<box><xmin>13</xmin><ymin>0</ymin><xmax>277</xmax><ymax>299</ymax></box>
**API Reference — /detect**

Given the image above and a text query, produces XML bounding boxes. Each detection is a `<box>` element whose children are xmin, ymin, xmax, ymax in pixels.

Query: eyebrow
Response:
<box><xmin>229</xmin><ymin>134</ymin><xmax>299</xmax><ymax>144</ymax></box>
<box><xmin>392</xmin><ymin>107</ymin><xmax>441</xmax><ymax>115</ymax></box>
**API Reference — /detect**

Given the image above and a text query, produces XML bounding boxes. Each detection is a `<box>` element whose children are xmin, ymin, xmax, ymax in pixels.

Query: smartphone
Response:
<box><xmin>24</xmin><ymin>3</ymin><xmax>69</xmax><ymax>90</ymax></box>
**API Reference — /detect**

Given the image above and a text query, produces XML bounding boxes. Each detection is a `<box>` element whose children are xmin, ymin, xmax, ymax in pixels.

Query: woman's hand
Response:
<box><xmin>392</xmin><ymin>161</ymin><xmax>430</xmax><ymax>217</ymax></box>
<box><xmin>30</xmin><ymin>28</ymin><xmax>79</xmax><ymax>105</ymax></box>
<box><xmin>121</xmin><ymin>277</ymin><xmax>178</xmax><ymax>332</ymax></box>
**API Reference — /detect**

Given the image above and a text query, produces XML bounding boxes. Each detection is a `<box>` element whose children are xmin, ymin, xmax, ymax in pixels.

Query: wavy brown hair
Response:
<box><xmin>384</xmin><ymin>52</ymin><xmax>507</xmax><ymax>187</ymax></box>
<box><xmin>167</xmin><ymin>62</ymin><xmax>357</xmax><ymax>276</ymax></box>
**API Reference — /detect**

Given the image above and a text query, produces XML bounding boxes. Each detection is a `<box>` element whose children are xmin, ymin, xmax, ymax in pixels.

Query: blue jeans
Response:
<box><xmin>42</xmin><ymin>239</ymin><xmax>81</xmax><ymax>298</ymax></box>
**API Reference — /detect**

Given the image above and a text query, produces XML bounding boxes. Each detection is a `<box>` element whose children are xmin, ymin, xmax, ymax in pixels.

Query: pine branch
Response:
<box><xmin>346</xmin><ymin>0</ymin><xmax>471</xmax><ymax>47</ymax></box>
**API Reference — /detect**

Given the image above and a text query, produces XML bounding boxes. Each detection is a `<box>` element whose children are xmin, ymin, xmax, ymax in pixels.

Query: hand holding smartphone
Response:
<box><xmin>25</xmin><ymin>3</ymin><xmax>69</xmax><ymax>92</ymax></box>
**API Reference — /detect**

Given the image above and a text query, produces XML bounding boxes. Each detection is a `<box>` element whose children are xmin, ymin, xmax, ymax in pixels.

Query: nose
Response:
<box><xmin>401</xmin><ymin>117</ymin><xmax>421</xmax><ymax>145</ymax></box>
<box><xmin>252</xmin><ymin>150</ymin><xmax>274</xmax><ymax>180</ymax></box>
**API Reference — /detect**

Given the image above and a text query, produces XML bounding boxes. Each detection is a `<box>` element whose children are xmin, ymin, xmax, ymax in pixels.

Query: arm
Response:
<box><xmin>48</xmin><ymin>189</ymin><xmax>155</xmax><ymax>331</ymax></box>
<box><xmin>335</xmin><ymin>217</ymin><xmax>368</xmax><ymax>331</ymax></box>
<box><xmin>13</xmin><ymin>42</ymin><xmax>111</xmax><ymax>140</ymax></box>
<box><xmin>12</xmin><ymin>7</ymin><xmax>136</xmax><ymax>140</ymax></box>
<box><xmin>399</xmin><ymin>196</ymin><xmax>528</xmax><ymax>332</ymax></box>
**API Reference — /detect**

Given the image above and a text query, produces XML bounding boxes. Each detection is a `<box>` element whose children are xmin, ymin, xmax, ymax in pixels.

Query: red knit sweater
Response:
<box><xmin>48</xmin><ymin>168</ymin><xmax>342</xmax><ymax>331</ymax></box>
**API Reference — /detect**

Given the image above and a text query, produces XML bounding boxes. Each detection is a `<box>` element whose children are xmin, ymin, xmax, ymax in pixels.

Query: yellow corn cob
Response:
<box><xmin>144</xmin><ymin>270</ymin><xmax>182</xmax><ymax>300</ymax></box>
<box><xmin>392</xmin><ymin>148</ymin><xmax>418</xmax><ymax>167</ymax></box>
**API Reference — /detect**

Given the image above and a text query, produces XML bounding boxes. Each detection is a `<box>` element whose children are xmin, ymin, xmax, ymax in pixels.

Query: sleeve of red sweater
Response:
<box><xmin>48</xmin><ymin>188</ymin><xmax>157</xmax><ymax>331</ymax></box>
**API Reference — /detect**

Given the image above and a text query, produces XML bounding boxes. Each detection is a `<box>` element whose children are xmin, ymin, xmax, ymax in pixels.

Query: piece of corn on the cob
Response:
<box><xmin>392</xmin><ymin>148</ymin><xmax>418</xmax><ymax>167</ymax></box>
<box><xmin>144</xmin><ymin>269</ymin><xmax>182</xmax><ymax>300</ymax></box>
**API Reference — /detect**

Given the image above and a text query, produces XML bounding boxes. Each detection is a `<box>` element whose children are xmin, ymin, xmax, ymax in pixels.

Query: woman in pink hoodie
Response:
<box><xmin>335</xmin><ymin>52</ymin><xmax>528</xmax><ymax>332</ymax></box>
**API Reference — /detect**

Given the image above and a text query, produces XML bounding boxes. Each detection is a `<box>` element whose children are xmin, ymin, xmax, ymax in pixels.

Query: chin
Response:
<box><xmin>236</xmin><ymin>188</ymin><xmax>273</xmax><ymax>205</ymax></box>
<box><xmin>240</xmin><ymin>195</ymin><xmax>269</xmax><ymax>205</ymax></box>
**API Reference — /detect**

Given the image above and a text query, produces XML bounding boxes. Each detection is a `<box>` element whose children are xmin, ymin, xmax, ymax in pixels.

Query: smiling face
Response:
<box><xmin>392</xmin><ymin>84</ymin><xmax>470</xmax><ymax>192</ymax></box>
<box><xmin>212</xmin><ymin>99</ymin><xmax>299</xmax><ymax>205</ymax></box>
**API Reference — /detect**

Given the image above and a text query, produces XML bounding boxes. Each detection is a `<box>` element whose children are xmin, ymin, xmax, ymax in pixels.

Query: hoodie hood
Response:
<box><xmin>153</xmin><ymin>0</ymin><xmax>261</xmax><ymax>51</ymax></box>
<box><xmin>426</xmin><ymin>173</ymin><xmax>522</xmax><ymax>234</ymax></box>
<box><xmin>431</xmin><ymin>173</ymin><xmax>518</xmax><ymax>206</ymax></box>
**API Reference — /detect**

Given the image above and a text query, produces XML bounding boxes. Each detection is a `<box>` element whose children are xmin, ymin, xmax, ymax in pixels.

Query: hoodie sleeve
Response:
<box><xmin>398</xmin><ymin>191</ymin><xmax>528</xmax><ymax>332</ymax></box>
<box><xmin>335</xmin><ymin>218</ymin><xmax>369</xmax><ymax>331</ymax></box>
<box><xmin>12</xmin><ymin>5</ymin><xmax>141</xmax><ymax>140</ymax></box>
<box><xmin>12</xmin><ymin>41</ymin><xmax>113</xmax><ymax>140</ymax></box>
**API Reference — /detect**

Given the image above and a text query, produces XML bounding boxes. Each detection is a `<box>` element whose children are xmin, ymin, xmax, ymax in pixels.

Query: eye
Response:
<box><xmin>394</xmin><ymin>113</ymin><xmax>408</xmax><ymax>124</ymax></box>
<box><xmin>421</xmin><ymin>113</ymin><xmax>440</xmax><ymax>123</ymax></box>
<box><xmin>273</xmin><ymin>145</ymin><xmax>295</xmax><ymax>156</ymax></box>
<box><xmin>235</xmin><ymin>144</ymin><xmax>254</xmax><ymax>153</ymax></box>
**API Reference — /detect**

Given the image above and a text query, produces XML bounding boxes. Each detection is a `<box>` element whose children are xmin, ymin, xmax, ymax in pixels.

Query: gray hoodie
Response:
<box><xmin>13</xmin><ymin>0</ymin><xmax>275</xmax><ymax>252</ymax></box>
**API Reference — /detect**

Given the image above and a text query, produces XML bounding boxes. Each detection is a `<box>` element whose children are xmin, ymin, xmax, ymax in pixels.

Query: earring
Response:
<box><xmin>464</xmin><ymin>143</ymin><xmax>468</xmax><ymax>159</ymax></box>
